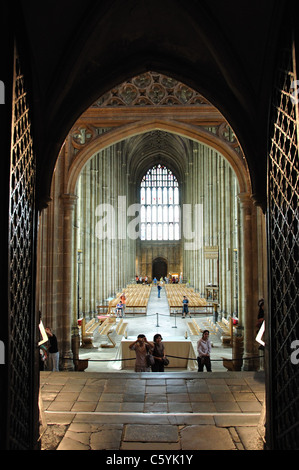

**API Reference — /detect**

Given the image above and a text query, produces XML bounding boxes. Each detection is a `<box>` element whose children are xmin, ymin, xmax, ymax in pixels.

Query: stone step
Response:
<box><xmin>40</xmin><ymin>370</ymin><xmax>265</xmax><ymax>451</ymax></box>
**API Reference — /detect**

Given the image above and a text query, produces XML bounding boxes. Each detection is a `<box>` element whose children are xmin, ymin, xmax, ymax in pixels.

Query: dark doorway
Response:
<box><xmin>152</xmin><ymin>257</ymin><xmax>167</xmax><ymax>280</ymax></box>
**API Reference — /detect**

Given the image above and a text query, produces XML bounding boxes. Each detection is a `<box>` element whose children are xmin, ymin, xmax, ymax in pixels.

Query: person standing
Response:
<box><xmin>256</xmin><ymin>298</ymin><xmax>264</xmax><ymax>331</ymax></box>
<box><xmin>182</xmin><ymin>295</ymin><xmax>190</xmax><ymax>318</ymax></box>
<box><xmin>151</xmin><ymin>334</ymin><xmax>166</xmax><ymax>372</ymax></box>
<box><xmin>39</xmin><ymin>344</ymin><xmax>47</xmax><ymax>371</ymax></box>
<box><xmin>157</xmin><ymin>283</ymin><xmax>162</xmax><ymax>298</ymax></box>
<box><xmin>116</xmin><ymin>300</ymin><xmax>123</xmax><ymax>317</ymax></box>
<box><xmin>129</xmin><ymin>334</ymin><xmax>153</xmax><ymax>372</ymax></box>
<box><xmin>120</xmin><ymin>292</ymin><xmax>126</xmax><ymax>315</ymax></box>
<box><xmin>45</xmin><ymin>327</ymin><xmax>60</xmax><ymax>371</ymax></box>
<box><xmin>197</xmin><ymin>330</ymin><xmax>212</xmax><ymax>372</ymax></box>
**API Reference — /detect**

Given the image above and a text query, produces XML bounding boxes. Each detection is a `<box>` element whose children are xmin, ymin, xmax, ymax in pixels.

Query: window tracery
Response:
<box><xmin>140</xmin><ymin>164</ymin><xmax>180</xmax><ymax>241</ymax></box>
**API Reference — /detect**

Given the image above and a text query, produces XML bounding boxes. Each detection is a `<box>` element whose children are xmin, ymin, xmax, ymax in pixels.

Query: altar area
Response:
<box><xmin>77</xmin><ymin>284</ymin><xmax>229</xmax><ymax>373</ymax></box>
<box><xmin>118</xmin><ymin>338</ymin><xmax>198</xmax><ymax>370</ymax></box>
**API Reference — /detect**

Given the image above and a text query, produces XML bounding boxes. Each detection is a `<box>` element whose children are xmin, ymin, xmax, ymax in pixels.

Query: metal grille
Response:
<box><xmin>8</xmin><ymin>47</ymin><xmax>36</xmax><ymax>449</ymax></box>
<box><xmin>268</xmin><ymin>34</ymin><xmax>299</xmax><ymax>449</ymax></box>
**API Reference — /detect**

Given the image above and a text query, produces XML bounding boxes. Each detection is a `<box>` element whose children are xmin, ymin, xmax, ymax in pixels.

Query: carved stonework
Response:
<box><xmin>205</xmin><ymin>123</ymin><xmax>240</xmax><ymax>153</ymax></box>
<box><xmin>65</xmin><ymin>72</ymin><xmax>247</xmax><ymax>196</ymax></box>
<box><xmin>72</xmin><ymin>125</ymin><xmax>96</xmax><ymax>149</ymax></box>
<box><xmin>92</xmin><ymin>71</ymin><xmax>210</xmax><ymax>108</ymax></box>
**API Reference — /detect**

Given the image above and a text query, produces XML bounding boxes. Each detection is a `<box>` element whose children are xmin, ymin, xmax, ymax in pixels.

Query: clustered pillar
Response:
<box><xmin>183</xmin><ymin>141</ymin><xmax>241</xmax><ymax>316</ymax></box>
<box><xmin>75</xmin><ymin>145</ymin><xmax>136</xmax><ymax>319</ymax></box>
<box><xmin>60</xmin><ymin>193</ymin><xmax>78</xmax><ymax>370</ymax></box>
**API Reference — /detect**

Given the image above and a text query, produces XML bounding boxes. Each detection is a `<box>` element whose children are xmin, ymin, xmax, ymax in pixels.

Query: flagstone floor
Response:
<box><xmin>40</xmin><ymin>370</ymin><xmax>265</xmax><ymax>451</ymax></box>
<box><xmin>40</xmin><ymin>286</ymin><xmax>265</xmax><ymax>451</ymax></box>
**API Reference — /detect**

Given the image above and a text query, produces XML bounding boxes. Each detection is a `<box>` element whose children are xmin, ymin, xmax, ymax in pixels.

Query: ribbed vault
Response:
<box><xmin>123</xmin><ymin>130</ymin><xmax>190</xmax><ymax>184</ymax></box>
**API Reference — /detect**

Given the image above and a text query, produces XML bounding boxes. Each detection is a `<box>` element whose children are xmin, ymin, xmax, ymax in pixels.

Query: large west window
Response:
<box><xmin>140</xmin><ymin>164</ymin><xmax>180</xmax><ymax>240</ymax></box>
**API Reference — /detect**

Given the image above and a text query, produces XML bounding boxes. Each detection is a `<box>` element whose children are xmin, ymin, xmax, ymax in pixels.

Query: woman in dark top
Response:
<box><xmin>45</xmin><ymin>327</ymin><xmax>59</xmax><ymax>371</ymax></box>
<box><xmin>256</xmin><ymin>298</ymin><xmax>265</xmax><ymax>332</ymax></box>
<box><xmin>151</xmin><ymin>334</ymin><xmax>166</xmax><ymax>372</ymax></box>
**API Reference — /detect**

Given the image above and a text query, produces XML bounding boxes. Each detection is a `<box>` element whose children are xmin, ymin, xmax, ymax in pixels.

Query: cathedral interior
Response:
<box><xmin>0</xmin><ymin>0</ymin><xmax>298</xmax><ymax>452</ymax></box>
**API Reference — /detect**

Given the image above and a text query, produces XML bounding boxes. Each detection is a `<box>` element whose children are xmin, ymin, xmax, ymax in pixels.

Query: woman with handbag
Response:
<box><xmin>197</xmin><ymin>330</ymin><xmax>212</xmax><ymax>372</ymax></box>
<box><xmin>151</xmin><ymin>334</ymin><xmax>168</xmax><ymax>372</ymax></box>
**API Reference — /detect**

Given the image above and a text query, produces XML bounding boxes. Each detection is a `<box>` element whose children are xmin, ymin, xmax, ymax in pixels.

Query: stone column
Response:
<box><xmin>60</xmin><ymin>193</ymin><xmax>78</xmax><ymax>371</ymax></box>
<box><xmin>238</xmin><ymin>192</ymin><xmax>257</xmax><ymax>370</ymax></box>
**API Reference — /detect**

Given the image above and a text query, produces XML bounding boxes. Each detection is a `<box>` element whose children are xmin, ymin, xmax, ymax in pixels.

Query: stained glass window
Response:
<box><xmin>140</xmin><ymin>164</ymin><xmax>180</xmax><ymax>240</ymax></box>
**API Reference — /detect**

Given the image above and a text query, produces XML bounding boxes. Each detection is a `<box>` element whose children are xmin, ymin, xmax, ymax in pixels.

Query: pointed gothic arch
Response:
<box><xmin>39</xmin><ymin>71</ymin><xmax>262</xmax><ymax>375</ymax></box>
<box><xmin>66</xmin><ymin>119</ymin><xmax>250</xmax><ymax>196</ymax></box>
<box><xmin>50</xmin><ymin>71</ymin><xmax>250</xmax><ymax>199</ymax></box>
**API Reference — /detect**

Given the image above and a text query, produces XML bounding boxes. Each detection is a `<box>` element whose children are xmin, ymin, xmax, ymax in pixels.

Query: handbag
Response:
<box><xmin>163</xmin><ymin>357</ymin><xmax>169</xmax><ymax>366</ymax></box>
<box><xmin>146</xmin><ymin>352</ymin><xmax>155</xmax><ymax>367</ymax></box>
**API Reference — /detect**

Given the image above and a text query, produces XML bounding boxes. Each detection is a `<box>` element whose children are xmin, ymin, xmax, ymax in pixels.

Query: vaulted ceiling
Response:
<box><xmin>123</xmin><ymin>130</ymin><xmax>190</xmax><ymax>185</ymax></box>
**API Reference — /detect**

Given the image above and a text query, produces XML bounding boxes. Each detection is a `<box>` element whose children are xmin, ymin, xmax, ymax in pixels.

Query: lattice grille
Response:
<box><xmin>8</xmin><ymin>49</ymin><xmax>36</xmax><ymax>449</ymax></box>
<box><xmin>269</xmin><ymin>38</ymin><xmax>299</xmax><ymax>449</ymax></box>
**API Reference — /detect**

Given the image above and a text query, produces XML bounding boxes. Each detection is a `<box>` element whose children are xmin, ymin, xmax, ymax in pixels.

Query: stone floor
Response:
<box><xmin>40</xmin><ymin>286</ymin><xmax>266</xmax><ymax>452</ymax></box>
<box><xmin>40</xmin><ymin>370</ymin><xmax>265</xmax><ymax>451</ymax></box>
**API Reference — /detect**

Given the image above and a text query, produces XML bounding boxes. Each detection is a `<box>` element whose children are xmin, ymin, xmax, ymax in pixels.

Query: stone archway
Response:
<box><xmin>38</xmin><ymin>72</ymin><xmax>264</xmax><ymax>371</ymax></box>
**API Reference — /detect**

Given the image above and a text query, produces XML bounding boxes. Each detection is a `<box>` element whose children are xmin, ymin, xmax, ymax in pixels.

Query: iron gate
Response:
<box><xmin>268</xmin><ymin>26</ymin><xmax>299</xmax><ymax>449</ymax></box>
<box><xmin>7</xmin><ymin>43</ymin><xmax>38</xmax><ymax>450</ymax></box>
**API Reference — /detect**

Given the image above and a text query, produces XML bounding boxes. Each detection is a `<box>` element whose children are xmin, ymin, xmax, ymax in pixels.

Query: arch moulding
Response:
<box><xmin>66</xmin><ymin>119</ymin><xmax>252</xmax><ymax>196</ymax></box>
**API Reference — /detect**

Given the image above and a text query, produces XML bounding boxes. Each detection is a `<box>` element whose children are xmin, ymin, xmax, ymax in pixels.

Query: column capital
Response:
<box><xmin>238</xmin><ymin>191</ymin><xmax>252</xmax><ymax>204</ymax></box>
<box><xmin>238</xmin><ymin>192</ymin><xmax>254</xmax><ymax>215</ymax></box>
<box><xmin>59</xmin><ymin>193</ymin><xmax>78</xmax><ymax>211</ymax></box>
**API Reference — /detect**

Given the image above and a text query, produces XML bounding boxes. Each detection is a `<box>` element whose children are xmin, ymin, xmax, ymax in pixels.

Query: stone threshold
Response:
<box><xmin>41</xmin><ymin>370</ymin><xmax>265</xmax><ymax>379</ymax></box>
<box><xmin>44</xmin><ymin>410</ymin><xmax>261</xmax><ymax>427</ymax></box>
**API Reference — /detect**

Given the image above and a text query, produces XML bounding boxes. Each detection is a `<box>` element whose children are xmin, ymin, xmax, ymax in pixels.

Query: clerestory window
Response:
<box><xmin>140</xmin><ymin>164</ymin><xmax>180</xmax><ymax>241</ymax></box>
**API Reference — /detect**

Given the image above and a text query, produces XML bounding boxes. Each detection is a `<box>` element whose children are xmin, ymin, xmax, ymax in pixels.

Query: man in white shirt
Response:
<box><xmin>197</xmin><ymin>330</ymin><xmax>212</xmax><ymax>372</ymax></box>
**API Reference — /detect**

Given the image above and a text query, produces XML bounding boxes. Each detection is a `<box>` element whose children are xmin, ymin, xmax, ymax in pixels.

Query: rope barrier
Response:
<box><xmin>77</xmin><ymin>311</ymin><xmax>264</xmax><ymax>364</ymax></box>
<box><xmin>89</xmin><ymin>311</ymin><xmax>213</xmax><ymax>320</ymax></box>
<box><xmin>70</xmin><ymin>354</ymin><xmax>264</xmax><ymax>363</ymax></box>
<box><xmin>165</xmin><ymin>354</ymin><xmax>264</xmax><ymax>362</ymax></box>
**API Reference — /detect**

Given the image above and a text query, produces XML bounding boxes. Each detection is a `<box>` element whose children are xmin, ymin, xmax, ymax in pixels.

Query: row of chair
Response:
<box><xmin>108</xmin><ymin>285</ymin><xmax>151</xmax><ymax>312</ymax></box>
<box><xmin>98</xmin><ymin>317</ymin><xmax>117</xmax><ymax>348</ymax></box>
<box><xmin>80</xmin><ymin>317</ymin><xmax>100</xmax><ymax>346</ymax></box>
<box><xmin>79</xmin><ymin>315</ymin><xmax>128</xmax><ymax>348</ymax></box>
<box><xmin>98</xmin><ymin>317</ymin><xmax>129</xmax><ymax>348</ymax></box>
<box><xmin>205</xmin><ymin>316</ymin><xmax>234</xmax><ymax>344</ymax></box>
<box><xmin>164</xmin><ymin>284</ymin><xmax>207</xmax><ymax>308</ymax></box>
<box><xmin>187</xmin><ymin>318</ymin><xmax>202</xmax><ymax>336</ymax></box>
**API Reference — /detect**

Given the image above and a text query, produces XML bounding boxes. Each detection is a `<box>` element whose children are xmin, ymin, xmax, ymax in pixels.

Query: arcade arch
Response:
<box><xmin>37</xmin><ymin>72</ymin><xmax>266</xmax><ymax>372</ymax></box>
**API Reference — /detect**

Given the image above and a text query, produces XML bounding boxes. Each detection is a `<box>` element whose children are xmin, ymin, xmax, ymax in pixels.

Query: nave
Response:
<box><xmin>74</xmin><ymin>285</ymin><xmax>259</xmax><ymax>373</ymax></box>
